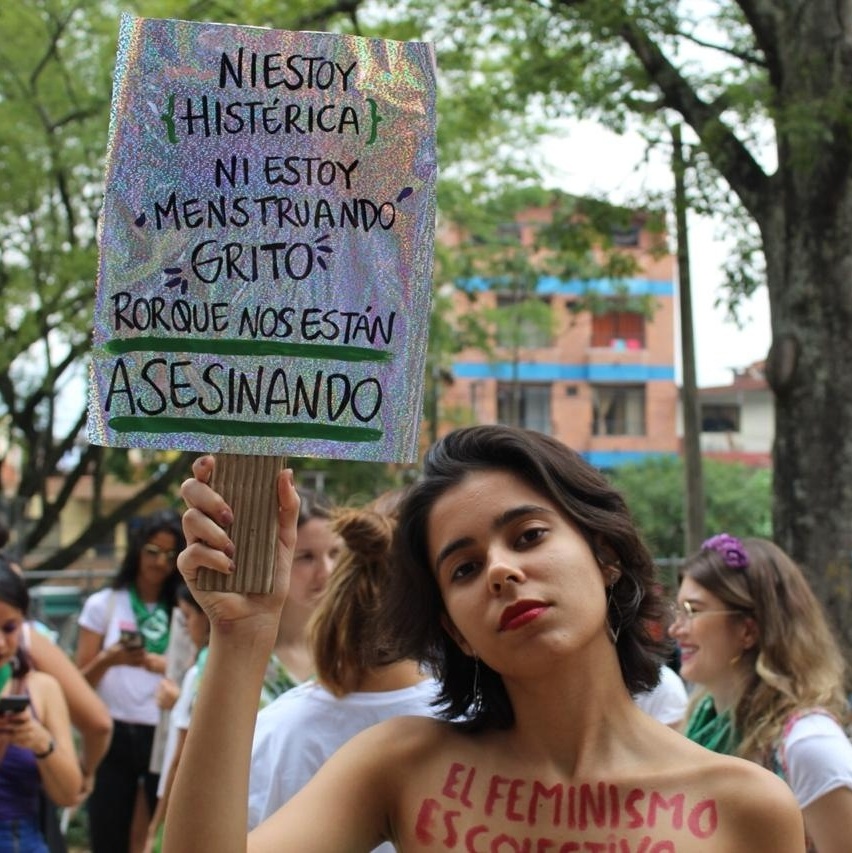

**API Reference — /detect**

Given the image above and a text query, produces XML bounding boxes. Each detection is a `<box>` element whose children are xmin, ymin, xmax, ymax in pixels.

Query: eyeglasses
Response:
<box><xmin>670</xmin><ymin>600</ymin><xmax>748</xmax><ymax>624</ymax></box>
<box><xmin>142</xmin><ymin>543</ymin><xmax>179</xmax><ymax>562</ymax></box>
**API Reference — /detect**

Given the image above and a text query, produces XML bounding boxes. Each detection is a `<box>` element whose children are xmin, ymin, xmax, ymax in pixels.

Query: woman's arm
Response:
<box><xmin>19</xmin><ymin>672</ymin><xmax>83</xmax><ymax>806</ymax></box>
<box><xmin>802</xmin><ymin>787</ymin><xmax>852</xmax><ymax>853</ymax></box>
<box><xmin>163</xmin><ymin>456</ymin><xmax>299</xmax><ymax>853</ymax></box>
<box><xmin>28</xmin><ymin>629</ymin><xmax>113</xmax><ymax>793</ymax></box>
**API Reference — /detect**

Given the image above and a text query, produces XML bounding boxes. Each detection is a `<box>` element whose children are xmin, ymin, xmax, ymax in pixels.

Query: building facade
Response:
<box><xmin>437</xmin><ymin>202</ymin><xmax>678</xmax><ymax>468</ymax></box>
<box><xmin>690</xmin><ymin>361</ymin><xmax>773</xmax><ymax>467</ymax></box>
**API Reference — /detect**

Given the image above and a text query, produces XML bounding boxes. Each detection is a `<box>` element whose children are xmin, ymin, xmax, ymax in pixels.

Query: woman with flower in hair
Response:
<box><xmin>671</xmin><ymin>533</ymin><xmax>852</xmax><ymax>852</ymax></box>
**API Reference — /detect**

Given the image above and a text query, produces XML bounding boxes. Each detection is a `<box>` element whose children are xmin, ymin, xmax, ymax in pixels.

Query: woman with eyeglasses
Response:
<box><xmin>671</xmin><ymin>534</ymin><xmax>852</xmax><ymax>852</ymax></box>
<box><xmin>76</xmin><ymin>510</ymin><xmax>185</xmax><ymax>853</ymax></box>
<box><xmin>0</xmin><ymin>557</ymin><xmax>81</xmax><ymax>852</ymax></box>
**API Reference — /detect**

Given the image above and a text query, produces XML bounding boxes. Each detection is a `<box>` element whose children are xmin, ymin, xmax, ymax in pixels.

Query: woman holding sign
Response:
<box><xmin>165</xmin><ymin>426</ymin><xmax>804</xmax><ymax>852</ymax></box>
<box><xmin>77</xmin><ymin>510</ymin><xmax>184</xmax><ymax>853</ymax></box>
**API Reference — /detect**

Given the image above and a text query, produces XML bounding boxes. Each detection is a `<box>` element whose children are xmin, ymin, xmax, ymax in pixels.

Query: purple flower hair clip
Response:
<box><xmin>701</xmin><ymin>533</ymin><xmax>749</xmax><ymax>569</ymax></box>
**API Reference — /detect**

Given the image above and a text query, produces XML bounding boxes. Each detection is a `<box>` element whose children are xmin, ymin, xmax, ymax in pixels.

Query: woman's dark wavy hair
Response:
<box><xmin>111</xmin><ymin>509</ymin><xmax>185</xmax><ymax>608</ymax></box>
<box><xmin>388</xmin><ymin>425</ymin><xmax>668</xmax><ymax>730</ymax></box>
<box><xmin>0</xmin><ymin>556</ymin><xmax>32</xmax><ymax>677</ymax></box>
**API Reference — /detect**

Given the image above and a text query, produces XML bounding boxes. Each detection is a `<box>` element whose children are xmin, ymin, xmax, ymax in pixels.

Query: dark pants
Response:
<box><xmin>86</xmin><ymin>720</ymin><xmax>159</xmax><ymax>853</ymax></box>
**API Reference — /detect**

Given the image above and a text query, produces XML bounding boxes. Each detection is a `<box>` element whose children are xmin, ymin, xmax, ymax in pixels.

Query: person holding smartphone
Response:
<box><xmin>76</xmin><ymin>510</ymin><xmax>184</xmax><ymax>853</ymax></box>
<box><xmin>0</xmin><ymin>557</ymin><xmax>81</xmax><ymax>852</ymax></box>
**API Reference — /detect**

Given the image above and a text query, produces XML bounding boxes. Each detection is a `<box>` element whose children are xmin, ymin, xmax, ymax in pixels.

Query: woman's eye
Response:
<box><xmin>450</xmin><ymin>561</ymin><xmax>478</xmax><ymax>582</ymax></box>
<box><xmin>517</xmin><ymin>527</ymin><xmax>546</xmax><ymax>546</ymax></box>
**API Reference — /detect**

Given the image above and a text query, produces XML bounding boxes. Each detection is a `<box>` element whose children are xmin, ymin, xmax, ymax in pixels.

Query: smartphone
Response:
<box><xmin>120</xmin><ymin>628</ymin><xmax>144</xmax><ymax>650</ymax></box>
<box><xmin>0</xmin><ymin>695</ymin><xmax>30</xmax><ymax>714</ymax></box>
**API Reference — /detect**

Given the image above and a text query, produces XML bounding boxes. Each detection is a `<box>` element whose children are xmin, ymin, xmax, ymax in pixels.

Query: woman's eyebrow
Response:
<box><xmin>434</xmin><ymin>504</ymin><xmax>555</xmax><ymax>574</ymax></box>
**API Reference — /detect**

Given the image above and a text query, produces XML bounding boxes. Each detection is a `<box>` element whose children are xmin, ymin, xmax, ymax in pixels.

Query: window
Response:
<box><xmin>701</xmin><ymin>404</ymin><xmax>741</xmax><ymax>432</ymax></box>
<box><xmin>497</xmin><ymin>383</ymin><xmax>552</xmax><ymax>434</ymax></box>
<box><xmin>591</xmin><ymin>311</ymin><xmax>646</xmax><ymax>348</ymax></box>
<box><xmin>592</xmin><ymin>385</ymin><xmax>646</xmax><ymax>436</ymax></box>
<box><xmin>494</xmin><ymin>294</ymin><xmax>553</xmax><ymax>348</ymax></box>
<box><xmin>611</xmin><ymin>225</ymin><xmax>641</xmax><ymax>247</ymax></box>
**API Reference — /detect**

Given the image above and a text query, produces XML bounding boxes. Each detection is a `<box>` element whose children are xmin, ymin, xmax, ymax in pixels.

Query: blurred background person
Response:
<box><xmin>76</xmin><ymin>510</ymin><xmax>184</xmax><ymax>853</ymax></box>
<box><xmin>248</xmin><ymin>499</ymin><xmax>439</xmax><ymax>845</ymax></box>
<box><xmin>672</xmin><ymin>533</ymin><xmax>852</xmax><ymax>852</ymax></box>
<box><xmin>143</xmin><ymin>584</ymin><xmax>210</xmax><ymax>853</ymax></box>
<box><xmin>259</xmin><ymin>489</ymin><xmax>340</xmax><ymax>707</ymax></box>
<box><xmin>0</xmin><ymin>557</ymin><xmax>81</xmax><ymax>852</ymax></box>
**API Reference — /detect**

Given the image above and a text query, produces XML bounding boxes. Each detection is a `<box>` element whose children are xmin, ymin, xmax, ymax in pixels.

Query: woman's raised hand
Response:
<box><xmin>177</xmin><ymin>455</ymin><xmax>300</xmax><ymax>638</ymax></box>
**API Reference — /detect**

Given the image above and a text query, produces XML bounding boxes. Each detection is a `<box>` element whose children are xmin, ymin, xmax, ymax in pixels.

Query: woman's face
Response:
<box><xmin>0</xmin><ymin>601</ymin><xmax>23</xmax><ymax>670</ymax></box>
<box><xmin>669</xmin><ymin>576</ymin><xmax>752</xmax><ymax>691</ymax></box>
<box><xmin>178</xmin><ymin>599</ymin><xmax>209</xmax><ymax>650</ymax></box>
<box><xmin>286</xmin><ymin>517</ymin><xmax>341</xmax><ymax>613</ymax></box>
<box><xmin>137</xmin><ymin>529</ymin><xmax>180</xmax><ymax>591</ymax></box>
<box><xmin>427</xmin><ymin>469</ymin><xmax>610</xmax><ymax>679</ymax></box>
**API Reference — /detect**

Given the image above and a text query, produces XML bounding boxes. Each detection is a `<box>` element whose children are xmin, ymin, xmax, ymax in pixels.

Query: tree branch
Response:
<box><xmin>30</xmin><ymin>451</ymin><xmax>196</xmax><ymax>575</ymax></box>
<box><xmin>616</xmin><ymin>13</ymin><xmax>771</xmax><ymax>220</ymax></box>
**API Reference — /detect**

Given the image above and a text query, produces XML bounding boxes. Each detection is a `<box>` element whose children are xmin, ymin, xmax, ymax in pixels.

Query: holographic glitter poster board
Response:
<box><xmin>87</xmin><ymin>15</ymin><xmax>436</xmax><ymax>592</ymax></box>
<box><xmin>88</xmin><ymin>14</ymin><xmax>437</xmax><ymax>464</ymax></box>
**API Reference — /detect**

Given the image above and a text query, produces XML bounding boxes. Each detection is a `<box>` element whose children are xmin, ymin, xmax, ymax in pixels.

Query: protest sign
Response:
<box><xmin>87</xmin><ymin>15</ymin><xmax>436</xmax><ymax>591</ymax></box>
<box><xmin>88</xmin><ymin>14</ymin><xmax>437</xmax><ymax>465</ymax></box>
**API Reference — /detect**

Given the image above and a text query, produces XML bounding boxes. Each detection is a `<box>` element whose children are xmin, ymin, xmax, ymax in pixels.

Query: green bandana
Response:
<box><xmin>0</xmin><ymin>663</ymin><xmax>11</xmax><ymax>694</ymax></box>
<box><xmin>128</xmin><ymin>586</ymin><xmax>170</xmax><ymax>655</ymax></box>
<box><xmin>684</xmin><ymin>694</ymin><xmax>739</xmax><ymax>755</ymax></box>
<box><xmin>259</xmin><ymin>653</ymin><xmax>300</xmax><ymax>709</ymax></box>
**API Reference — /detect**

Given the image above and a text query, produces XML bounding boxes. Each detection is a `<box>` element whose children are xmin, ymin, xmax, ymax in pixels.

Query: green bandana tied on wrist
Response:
<box><xmin>684</xmin><ymin>694</ymin><xmax>739</xmax><ymax>754</ymax></box>
<box><xmin>128</xmin><ymin>586</ymin><xmax>170</xmax><ymax>655</ymax></box>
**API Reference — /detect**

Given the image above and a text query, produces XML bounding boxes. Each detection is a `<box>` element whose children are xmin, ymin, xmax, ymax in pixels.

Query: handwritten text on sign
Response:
<box><xmin>88</xmin><ymin>16</ymin><xmax>436</xmax><ymax>462</ymax></box>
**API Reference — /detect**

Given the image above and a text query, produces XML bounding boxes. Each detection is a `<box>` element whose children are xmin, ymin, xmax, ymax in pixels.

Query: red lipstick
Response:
<box><xmin>499</xmin><ymin>601</ymin><xmax>548</xmax><ymax>631</ymax></box>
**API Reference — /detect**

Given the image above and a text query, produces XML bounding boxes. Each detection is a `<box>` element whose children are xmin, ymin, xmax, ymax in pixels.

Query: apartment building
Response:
<box><xmin>436</xmin><ymin>198</ymin><xmax>678</xmax><ymax>468</ymax></box>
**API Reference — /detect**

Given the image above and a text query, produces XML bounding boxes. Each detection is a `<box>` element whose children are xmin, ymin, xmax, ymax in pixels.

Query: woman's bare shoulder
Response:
<box><xmin>673</xmin><ymin>747</ymin><xmax>804</xmax><ymax>851</ymax></box>
<box><xmin>346</xmin><ymin>714</ymin><xmax>460</xmax><ymax>757</ymax></box>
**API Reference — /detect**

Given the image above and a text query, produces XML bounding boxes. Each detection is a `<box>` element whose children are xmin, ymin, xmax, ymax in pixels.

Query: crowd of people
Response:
<box><xmin>1</xmin><ymin>424</ymin><xmax>851</xmax><ymax>852</ymax></box>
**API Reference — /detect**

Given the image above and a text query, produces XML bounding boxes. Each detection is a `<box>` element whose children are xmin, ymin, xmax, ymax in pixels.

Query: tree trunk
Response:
<box><xmin>672</xmin><ymin>124</ymin><xmax>706</xmax><ymax>555</ymax></box>
<box><xmin>764</xmin><ymin>186</ymin><xmax>852</xmax><ymax>651</ymax></box>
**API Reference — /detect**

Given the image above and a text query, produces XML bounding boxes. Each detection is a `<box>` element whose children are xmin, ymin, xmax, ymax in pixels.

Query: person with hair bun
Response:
<box><xmin>672</xmin><ymin>534</ymin><xmax>852</xmax><ymax>852</ymax></box>
<box><xmin>0</xmin><ymin>557</ymin><xmax>81</xmax><ymax>852</ymax></box>
<box><xmin>247</xmin><ymin>497</ymin><xmax>438</xmax><ymax>842</ymax></box>
<box><xmin>166</xmin><ymin>426</ymin><xmax>804</xmax><ymax>852</ymax></box>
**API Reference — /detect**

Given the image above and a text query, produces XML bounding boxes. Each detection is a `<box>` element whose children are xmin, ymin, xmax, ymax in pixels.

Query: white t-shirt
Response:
<box><xmin>78</xmin><ymin>587</ymin><xmax>163</xmax><ymax>726</ymax></box>
<box><xmin>156</xmin><ymin>663</ymin><xmax>198</xmax><ymax>798</ymax></box>
<box><xmin>782</xmin><ymin>713</ymin><xmax>852</xmax><ymax>808</ymax></box>
<box><xmin>248</xmin><ymin>678</ymin><xmax>441</xmax><ymax>849</ymax></box>
<box><xmin>634</xmin><ymin>665</ymin><xmax>689</xmax><ymax>726</ymax></box>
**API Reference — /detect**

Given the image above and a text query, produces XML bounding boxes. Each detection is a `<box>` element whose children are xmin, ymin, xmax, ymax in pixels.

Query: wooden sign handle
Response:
<box><xmin>196</xmin><ymin>454</ymin><xmax>286</xmax><ymax>594</ymax></box>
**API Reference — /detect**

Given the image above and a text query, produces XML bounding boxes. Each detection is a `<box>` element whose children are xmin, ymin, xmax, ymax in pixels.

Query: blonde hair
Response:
<box><xmin>682</xmin><ymin>537</ymin><xmax>848</xmax><ymax>762</ymax></box>
<box><xmin>308</xmin><ymin>504</ymin><xmax>399</xmax><ymax>697</ymax></box>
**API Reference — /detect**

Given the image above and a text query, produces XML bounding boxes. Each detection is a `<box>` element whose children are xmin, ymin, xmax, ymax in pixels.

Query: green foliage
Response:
<box><xmin>609</xmin><ymin>456</ymin><xmax>772</xmax><ymax>558</ymax></box>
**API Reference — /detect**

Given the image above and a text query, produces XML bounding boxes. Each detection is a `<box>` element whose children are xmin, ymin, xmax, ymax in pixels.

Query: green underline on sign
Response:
<box><xmin>108</xmin><ymin>417</ymin><xmax>384</xmax><ymax>443</ymax></box>
<box><xmin>102</xmin><ymin>338</ymin><xmax>392</xmax><ymax>363</ymax></box>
